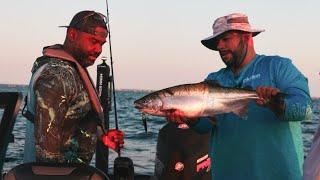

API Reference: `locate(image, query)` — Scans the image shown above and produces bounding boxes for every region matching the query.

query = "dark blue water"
[0,84,319,175]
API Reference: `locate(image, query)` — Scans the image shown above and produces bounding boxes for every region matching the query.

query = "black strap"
[21,95,34,123]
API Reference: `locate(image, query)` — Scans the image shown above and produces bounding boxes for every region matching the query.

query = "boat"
[0,59,153,179]
[0,91,153,180]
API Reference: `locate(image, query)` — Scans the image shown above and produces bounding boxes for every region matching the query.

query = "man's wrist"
[269,100,285,117]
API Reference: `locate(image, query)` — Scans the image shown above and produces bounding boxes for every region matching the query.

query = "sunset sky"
[1,0,319,97]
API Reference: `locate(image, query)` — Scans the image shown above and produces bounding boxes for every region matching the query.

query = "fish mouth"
[133,101,145,110]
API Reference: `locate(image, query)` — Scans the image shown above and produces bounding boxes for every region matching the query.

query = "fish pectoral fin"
[161,108,177,114]
[142,113,148,134]
[232,106,248,119]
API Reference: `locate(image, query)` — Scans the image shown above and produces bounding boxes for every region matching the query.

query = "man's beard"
[223,38,248,69]
[71,44,97,67]
[74,50,91,67]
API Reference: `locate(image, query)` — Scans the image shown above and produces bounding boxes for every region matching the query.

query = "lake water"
[0,84,319,175]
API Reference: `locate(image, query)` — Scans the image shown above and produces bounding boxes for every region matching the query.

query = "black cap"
[60,10,108,37]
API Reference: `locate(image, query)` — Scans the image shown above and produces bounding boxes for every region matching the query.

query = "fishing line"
[104,4,135,179]
[104,0,122,159]
[105,0,119,134]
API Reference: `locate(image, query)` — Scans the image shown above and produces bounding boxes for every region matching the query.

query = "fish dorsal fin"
[203,80,221,87]
[242,85,253,90]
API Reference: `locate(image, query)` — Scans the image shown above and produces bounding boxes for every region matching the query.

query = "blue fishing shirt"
[193,54,312,180]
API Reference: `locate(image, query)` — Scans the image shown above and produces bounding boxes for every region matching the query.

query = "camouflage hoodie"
[24,44,101,164]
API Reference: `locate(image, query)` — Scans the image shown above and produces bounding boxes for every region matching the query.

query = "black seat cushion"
[3,162,109,180]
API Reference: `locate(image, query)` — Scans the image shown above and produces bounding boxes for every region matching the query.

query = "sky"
[1,0,319,97]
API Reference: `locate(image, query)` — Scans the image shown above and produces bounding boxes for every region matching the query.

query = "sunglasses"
[72,11,108,28]
[71,11,108,38]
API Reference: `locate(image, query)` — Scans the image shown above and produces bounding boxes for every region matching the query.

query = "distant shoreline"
[0,83,318,98]
[0,84,154,93]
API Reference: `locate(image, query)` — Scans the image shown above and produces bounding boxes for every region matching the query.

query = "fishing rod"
[105,0,119,132]
[105,1,135,179]
[105,0,148,136]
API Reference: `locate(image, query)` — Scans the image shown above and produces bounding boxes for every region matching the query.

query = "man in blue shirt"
[166,13,312,180]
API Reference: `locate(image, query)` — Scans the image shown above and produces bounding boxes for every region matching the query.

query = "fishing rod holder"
[96,56,113,112]
[95,57,112,175]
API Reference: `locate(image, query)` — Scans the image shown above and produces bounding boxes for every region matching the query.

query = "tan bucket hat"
[201,13,265,50]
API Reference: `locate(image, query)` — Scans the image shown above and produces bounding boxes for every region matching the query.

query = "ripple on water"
[1,91,320,174]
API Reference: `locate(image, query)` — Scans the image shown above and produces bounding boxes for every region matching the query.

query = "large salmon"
[134,81,283,118]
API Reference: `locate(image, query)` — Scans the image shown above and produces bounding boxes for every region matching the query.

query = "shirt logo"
[243,74,261,84]
[196,154,211,172]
